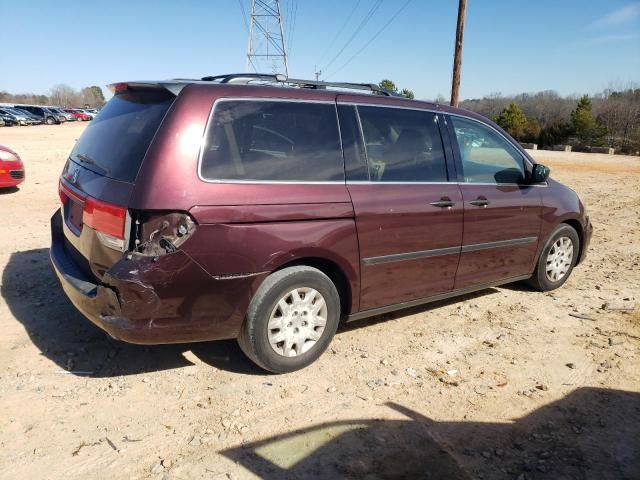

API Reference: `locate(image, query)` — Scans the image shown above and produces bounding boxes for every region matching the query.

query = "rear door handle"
[469,197,490,207]
[430,197,456,208]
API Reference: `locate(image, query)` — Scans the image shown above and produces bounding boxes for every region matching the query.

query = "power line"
[320,0,384,73]
[317,0,362,64]
[325,0,413,79]
[287,0,298,60]
[237,0,250,34]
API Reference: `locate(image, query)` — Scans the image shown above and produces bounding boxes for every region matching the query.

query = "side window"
[200,101,344,182]
[450,116,525,184]
[337,105,368,181]
[357,106,448,182]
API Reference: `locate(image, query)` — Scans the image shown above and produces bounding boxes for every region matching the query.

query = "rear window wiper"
[74,153,110,175]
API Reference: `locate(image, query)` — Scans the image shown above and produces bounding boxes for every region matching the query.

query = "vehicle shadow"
[2,248,262,377]
[221,388,640,479]
[2,248,539,378]
[0,186,20,195]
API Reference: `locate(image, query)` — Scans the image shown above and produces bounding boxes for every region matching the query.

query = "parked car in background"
[0,107,37,126]
[13,108,44,125]
[0,113,17,126]
[49,107,75,122]
[64,108,91,121]
[83,109,97,119]
[50,74,592,373]
[18,106,64,124]
[0,145,25,188]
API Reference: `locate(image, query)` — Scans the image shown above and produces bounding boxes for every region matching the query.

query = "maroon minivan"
[50,74,592,372]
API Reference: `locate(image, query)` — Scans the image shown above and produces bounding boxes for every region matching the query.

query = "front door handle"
[469,197,490,207]
[430,197,456,208]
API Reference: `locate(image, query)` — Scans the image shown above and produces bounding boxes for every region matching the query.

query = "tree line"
[0,84,106,108]
[460,87,640,154]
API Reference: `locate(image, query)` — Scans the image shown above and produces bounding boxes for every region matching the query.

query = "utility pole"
[246,0,289,76]
[450,0,466,107]
[314,66,322,81]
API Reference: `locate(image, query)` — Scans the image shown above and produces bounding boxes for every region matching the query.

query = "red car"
[0,145,25,188]
[63,109,92,121]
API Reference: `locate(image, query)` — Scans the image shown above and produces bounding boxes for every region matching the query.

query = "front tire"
[527,224,579,291]
[238,266,341,373]
[46,116,55,125]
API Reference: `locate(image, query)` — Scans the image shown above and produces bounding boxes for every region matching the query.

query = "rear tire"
[238,266,341,373]
[527,224,579,291]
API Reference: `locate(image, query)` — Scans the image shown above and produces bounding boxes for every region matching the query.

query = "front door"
[338,102,463,311]
[446,115,542,289]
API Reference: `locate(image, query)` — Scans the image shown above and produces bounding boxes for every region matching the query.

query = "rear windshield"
[70,89,174,182]
[200,100,344,182]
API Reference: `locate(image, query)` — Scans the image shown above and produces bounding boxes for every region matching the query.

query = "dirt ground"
[0,123,639,480]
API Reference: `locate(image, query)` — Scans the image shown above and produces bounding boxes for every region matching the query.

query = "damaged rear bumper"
[50,209,267,344]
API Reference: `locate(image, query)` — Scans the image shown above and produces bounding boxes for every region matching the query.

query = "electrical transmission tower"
[246,0,288,76]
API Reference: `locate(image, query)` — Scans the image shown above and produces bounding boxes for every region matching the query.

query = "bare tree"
[49,84,80,107]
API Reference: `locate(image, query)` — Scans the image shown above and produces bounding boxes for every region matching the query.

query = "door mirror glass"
[531,163,550,183]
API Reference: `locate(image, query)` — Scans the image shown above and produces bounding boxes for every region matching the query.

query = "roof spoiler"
[107,81,187,96]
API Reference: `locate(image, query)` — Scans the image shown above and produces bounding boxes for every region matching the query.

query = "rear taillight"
[83,197,127,239]
[59,179,129,251]
[58,180,68,204]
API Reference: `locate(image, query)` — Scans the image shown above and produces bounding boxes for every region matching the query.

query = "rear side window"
[358,106,448,182]
[200,100,344,182]
[70,89,174,182]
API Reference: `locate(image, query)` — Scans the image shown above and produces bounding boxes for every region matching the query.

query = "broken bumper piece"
[50,209,267,344]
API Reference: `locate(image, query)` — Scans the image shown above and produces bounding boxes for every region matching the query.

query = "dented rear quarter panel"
[102,250,266,342]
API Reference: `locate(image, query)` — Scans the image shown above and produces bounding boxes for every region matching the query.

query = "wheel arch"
[274,257,354,318]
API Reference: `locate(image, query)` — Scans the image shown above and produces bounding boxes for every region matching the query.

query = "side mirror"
[531,163,550,183]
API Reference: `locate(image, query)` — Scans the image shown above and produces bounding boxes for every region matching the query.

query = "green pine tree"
[494,102,528,139]
[378,79,398,94]
[570,95,606,146]
[400,88,415,99]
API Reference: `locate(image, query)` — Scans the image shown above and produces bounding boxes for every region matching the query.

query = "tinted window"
[337,105,368,181]
[200,101,344,181]
[70,89,174,182]
[358,106,448,182]
[451,117,525,184]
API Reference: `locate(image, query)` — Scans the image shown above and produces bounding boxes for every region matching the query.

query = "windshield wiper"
[75,153,109,175]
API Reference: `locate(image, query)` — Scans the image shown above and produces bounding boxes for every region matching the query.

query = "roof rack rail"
[199,73,400,97]
[201,73,287,83]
